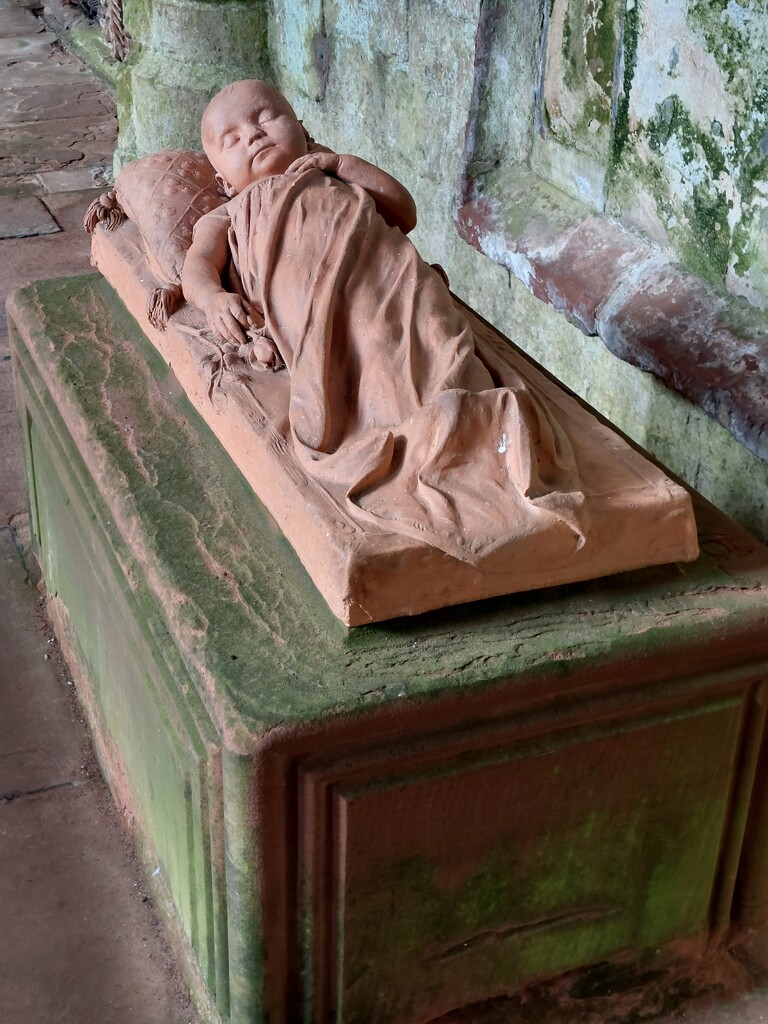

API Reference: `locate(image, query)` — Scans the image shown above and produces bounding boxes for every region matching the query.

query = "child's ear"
[215,173,237,198]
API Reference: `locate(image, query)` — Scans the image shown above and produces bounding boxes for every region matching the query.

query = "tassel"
[83,190,126,233]
[147,285,184,331]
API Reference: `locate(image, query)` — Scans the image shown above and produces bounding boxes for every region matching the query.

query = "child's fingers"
[241,299,262,324]
[293,151,339,175]
[214,311,247,346]
[229,298,251,326]
[206,294,251,346]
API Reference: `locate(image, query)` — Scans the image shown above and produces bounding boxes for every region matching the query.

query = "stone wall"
[111,0,768,539]
[614,0,768,307]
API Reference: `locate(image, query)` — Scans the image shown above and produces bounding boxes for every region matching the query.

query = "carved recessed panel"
[299,696,747,1023]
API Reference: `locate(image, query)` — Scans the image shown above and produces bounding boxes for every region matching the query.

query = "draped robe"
[197,164,588,569]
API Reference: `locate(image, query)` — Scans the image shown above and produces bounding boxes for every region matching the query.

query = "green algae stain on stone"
[560,0,580,92]
[732,220,757,278]
[545,0,621,153]
[688,0,745,83]
[14,297,228,998]
[27,276,349,730]
[640,95,734,281]
[646,95,726,177]
[585,0,619,95]
[609,0,768,300]
[115,0,273,162]
[457,864,515,933]
[607,0,638,185]
[684,183,732,280]
[332,707,737,1022]
[123,0,153,45]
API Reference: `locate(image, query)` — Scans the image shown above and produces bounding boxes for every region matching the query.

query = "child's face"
[203,82,308,194]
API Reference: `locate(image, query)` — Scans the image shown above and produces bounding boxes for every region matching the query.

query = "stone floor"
[0,532,202,1024]
[0,0,200,1020]
[1,1,768,1022]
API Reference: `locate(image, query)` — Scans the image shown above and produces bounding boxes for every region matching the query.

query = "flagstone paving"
[0,1,200,1020]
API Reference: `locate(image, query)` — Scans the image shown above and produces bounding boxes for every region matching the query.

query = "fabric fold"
[196,165,588,567]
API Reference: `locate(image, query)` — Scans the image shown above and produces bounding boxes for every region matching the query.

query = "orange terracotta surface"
[83,81,698,624]
[90,219,697,624]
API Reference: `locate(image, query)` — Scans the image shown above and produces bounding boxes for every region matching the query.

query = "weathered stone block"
[596,261,768,464]
[9,275,768,1023]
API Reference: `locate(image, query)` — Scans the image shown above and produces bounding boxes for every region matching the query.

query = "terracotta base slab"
[91,224,698,625]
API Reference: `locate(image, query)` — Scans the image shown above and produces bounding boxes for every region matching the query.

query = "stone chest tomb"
[9,272,768,1023]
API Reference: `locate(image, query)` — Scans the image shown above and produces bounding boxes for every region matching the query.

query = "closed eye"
[222,133,240,149]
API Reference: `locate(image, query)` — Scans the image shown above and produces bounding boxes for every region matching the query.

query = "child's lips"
[252,143,274,162]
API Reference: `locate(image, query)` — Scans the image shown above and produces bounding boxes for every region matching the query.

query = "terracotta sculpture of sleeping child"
[181,79,586,569]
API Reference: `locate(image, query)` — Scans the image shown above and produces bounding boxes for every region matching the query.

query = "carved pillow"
[115,149,226,287]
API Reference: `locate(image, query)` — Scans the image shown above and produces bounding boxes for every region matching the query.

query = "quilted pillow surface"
[115,149,226,287]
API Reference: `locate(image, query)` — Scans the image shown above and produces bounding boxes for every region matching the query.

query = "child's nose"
[248,126,265,144]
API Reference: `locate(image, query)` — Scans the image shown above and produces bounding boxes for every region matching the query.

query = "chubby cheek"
[275,125,308,160]
[229,156,254,189]
[263,143,302,176]
[211,152,236,185]
[258,154,287,178]
[293,133,309,159]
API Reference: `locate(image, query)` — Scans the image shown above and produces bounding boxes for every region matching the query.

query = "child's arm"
[297,151,417,234]
[182,211,255,345]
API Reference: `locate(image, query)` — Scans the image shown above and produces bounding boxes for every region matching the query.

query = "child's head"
[202,80,309,195]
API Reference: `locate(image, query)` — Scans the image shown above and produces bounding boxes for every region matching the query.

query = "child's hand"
[288,151,342,177]
[204,291,260,346]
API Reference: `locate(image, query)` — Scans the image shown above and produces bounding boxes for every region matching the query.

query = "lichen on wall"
[112,0,768,307]
[541,0,623,163]
[609,0,768,306]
